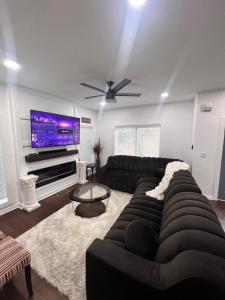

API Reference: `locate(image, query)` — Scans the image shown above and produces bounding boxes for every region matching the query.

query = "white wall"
[0,84,20,214]
[0,83,97,213]
[11,86,97,202]
[192,90,225,198]
[97,100,194,166]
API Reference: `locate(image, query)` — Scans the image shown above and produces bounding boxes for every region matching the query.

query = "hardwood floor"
[0,182,225,300]
[210,200,225,229]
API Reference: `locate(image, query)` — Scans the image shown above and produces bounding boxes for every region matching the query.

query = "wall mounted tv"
[31,110,80,148]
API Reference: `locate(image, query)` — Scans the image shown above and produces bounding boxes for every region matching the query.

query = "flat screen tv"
[30,110,80,148]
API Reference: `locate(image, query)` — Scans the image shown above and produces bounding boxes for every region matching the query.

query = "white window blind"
[115,125,160,157]
[0,144,8,204]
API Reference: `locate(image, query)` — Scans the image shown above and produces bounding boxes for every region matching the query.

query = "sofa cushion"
[100,169,154,193]
[154,192,225,263]
[164,175,201,203]
[125,220,158,259]
[104,196,163,247]
[135,176,160,189]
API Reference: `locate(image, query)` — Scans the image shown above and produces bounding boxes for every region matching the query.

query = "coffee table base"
[75,202,106,218]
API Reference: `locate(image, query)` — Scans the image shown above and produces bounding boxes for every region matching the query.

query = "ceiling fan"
[80,79,141,103]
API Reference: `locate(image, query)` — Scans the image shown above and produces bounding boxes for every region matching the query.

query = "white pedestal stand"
[20,174,41,212]
[78,161,88,184]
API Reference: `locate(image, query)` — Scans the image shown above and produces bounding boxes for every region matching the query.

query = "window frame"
[114,124,161,157]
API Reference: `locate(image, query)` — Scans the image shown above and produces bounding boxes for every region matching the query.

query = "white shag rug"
[17,189,132,300]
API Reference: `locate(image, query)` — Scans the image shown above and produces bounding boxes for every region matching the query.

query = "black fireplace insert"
[28,161,76,188]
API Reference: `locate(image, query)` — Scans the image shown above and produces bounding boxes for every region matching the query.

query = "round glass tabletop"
[70,183,111,203]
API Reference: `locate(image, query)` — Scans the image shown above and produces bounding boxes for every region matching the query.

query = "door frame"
[79,125,94,163]
[213,117,225,199]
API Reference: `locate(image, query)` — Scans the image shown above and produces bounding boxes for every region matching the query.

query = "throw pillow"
[125,220,158,259]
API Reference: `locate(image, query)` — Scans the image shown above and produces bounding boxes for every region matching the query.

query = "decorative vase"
[96,155,100,169]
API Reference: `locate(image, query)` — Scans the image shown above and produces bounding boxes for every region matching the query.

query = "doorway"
[218,131,225,199]
[79,126,94,164]
[214,117,225,200]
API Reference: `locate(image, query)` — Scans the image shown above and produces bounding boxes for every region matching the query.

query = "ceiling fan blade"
[85,94,104,99]
[116,93,141,97]
[80,83,106,93]
[112,79,131,93]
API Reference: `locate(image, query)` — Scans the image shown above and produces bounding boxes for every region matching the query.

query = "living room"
[0,0,225,299]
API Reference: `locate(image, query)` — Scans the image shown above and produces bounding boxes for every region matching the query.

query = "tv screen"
[31,110,80,148]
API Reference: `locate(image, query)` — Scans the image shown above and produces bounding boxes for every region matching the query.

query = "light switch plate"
[200,152,207,158]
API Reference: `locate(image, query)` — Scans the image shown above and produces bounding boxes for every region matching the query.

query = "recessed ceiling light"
[2,59,21,71]
[100,101,106,106]
[128,0,147,8]
[161,92,169,99]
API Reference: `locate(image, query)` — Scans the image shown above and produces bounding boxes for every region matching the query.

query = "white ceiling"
[0,0,225,110]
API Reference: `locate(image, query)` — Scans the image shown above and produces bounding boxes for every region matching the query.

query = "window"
[0,144,8,205]
[115,125,160,157]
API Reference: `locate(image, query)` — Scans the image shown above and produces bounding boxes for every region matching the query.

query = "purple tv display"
[31,110,80,148]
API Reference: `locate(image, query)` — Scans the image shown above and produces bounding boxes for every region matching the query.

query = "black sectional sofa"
[87,156,225,300]
[97,155,178,193]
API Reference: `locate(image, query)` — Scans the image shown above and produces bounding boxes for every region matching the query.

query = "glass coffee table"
[70,183,111,218]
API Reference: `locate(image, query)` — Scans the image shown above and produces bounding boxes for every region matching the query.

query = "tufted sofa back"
[154,170,225,264]
[163,170,201,204]
[106,155,178,173]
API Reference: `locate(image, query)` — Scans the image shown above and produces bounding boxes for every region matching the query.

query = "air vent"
[201,104,213,112]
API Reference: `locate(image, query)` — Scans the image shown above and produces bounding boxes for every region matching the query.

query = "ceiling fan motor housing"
[106,92,117,103]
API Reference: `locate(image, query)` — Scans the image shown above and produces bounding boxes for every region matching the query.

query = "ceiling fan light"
[100,101,106,106]
[128,0,147,8]
[2,59,21,71]
[161,92,169,99]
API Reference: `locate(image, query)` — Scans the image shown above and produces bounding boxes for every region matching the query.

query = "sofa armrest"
[96,165,107,179]
[86,239,225,300]
[160,250,225,292]
[86,238,162,300]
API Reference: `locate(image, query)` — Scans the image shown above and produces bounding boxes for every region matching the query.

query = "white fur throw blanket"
[146,161,190,200]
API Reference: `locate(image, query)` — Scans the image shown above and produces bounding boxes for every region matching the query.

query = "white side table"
[20,175,40,212]
[77,161,88,184]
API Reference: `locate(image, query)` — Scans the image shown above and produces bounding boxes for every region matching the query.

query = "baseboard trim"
[0,203,20,216]
[204,195,225,201]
